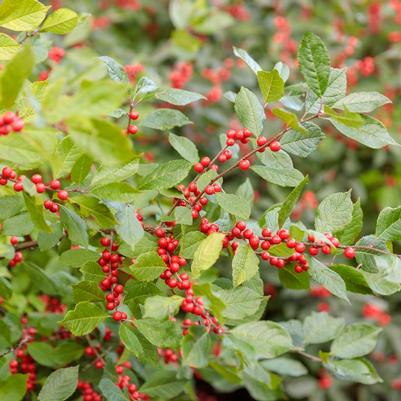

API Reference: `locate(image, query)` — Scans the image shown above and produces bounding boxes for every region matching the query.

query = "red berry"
[100,237,111,247]
[57,190,69,201]
[194,163,204,173]
[13,182,24,192]
[269,141,281,152]
[239,159,250,170]
[31,174,42,184]
[35,183,46,193]
[200,156,211,167]
[344,247,356,259]
[49,180,61,190]
[256,136,268,147]
[10,236,18,245]
[127,125,138,135]
[129,111,139,120]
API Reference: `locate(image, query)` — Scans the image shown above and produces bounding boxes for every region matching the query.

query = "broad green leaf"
[261,358,307,377]
[89,160,139,189]
[279,268,310,290]
[124,281,163,315]
[278,176,308,226]
[115,204,144,249]
[140,370,187,399]
[182,332,212,368]
[315,191,353,233]
[99,378,129,401]
[23,262,58,294]
[0,46,35,108]
[139,160,191,190]
[119,323,143,358]
[309,258,349,302]
[257,70,285,103]
[192,233,225,277]
[156,88,205,105]
[91,182,137,202]
[143,295,183,319]
[135,318,181,348]
[40,8,78,34]
[233,47,262,74]
[329,116,398,149]
[130,251,166,281]
[272,108,307,134]
[232,243,260,287]
[27,342,83,368]
[0,374,27,401]
[333,92,391,113]
[298,32,330,96]
[362,270,401,295]
[59,205,88,246]
[331,323,382,358]
[0,33,21,60]
[171,28,202,53]
[303,312,344,344]
[3,212,34,236]
[23,192,50,232]
[98,56,127,82]
[231,321,292,359]
[179,231,206,259]
[336,199,363,244]
[173,206,193,225]
[355,235,390,273]
[376,206,401,241]
[274,61,290,81]
[61,302,108,336]
[72,280,104,303]
[169,133,199,163]
[60,249,99,267]
[141,109,192,130]
[0,0,50,31]
[234,87,265,135]
[216,192,251,220]
[68,118,133,166]
[326,358,382,384]
[38,366,79,401]
[330,264,372,294]
[324,105,364,128]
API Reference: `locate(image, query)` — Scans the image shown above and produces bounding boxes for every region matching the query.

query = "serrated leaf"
[143,295,183,320]
[141,109,192,130]
[72,280,104,303]
[326,358,382,384]
[40,8,78,34]
[257,70,285,103]
[182,332,212,368]
[0,374,27,401]
[139,370,187,399]
[298,32,330,96]
[336,199,363,244]
[115,204,144,249]
[233,47,262,74]
[279,268,310,290]
[330,264,372,294]
[355,235,390,273]
[303,312,345,344]
[59,205,88,246]
[192,233,225,277]
[98,56,128,82]
[216,192,251,220]
[232,243,260,287]
[90,160,139,189]
[376,206,401,241]
[169,133,199,163]
[99,378,129,401]
[61,302,108,336]
[60,249,99,267]
[38,366,78,401]
[23,192,50,232]
[156,88,205,105]
[272,108,307,134]
[130,251,166,281]
[333,91,391,113]
[119,323,143,358]
[234,87,265,135]
[135,319,181,348]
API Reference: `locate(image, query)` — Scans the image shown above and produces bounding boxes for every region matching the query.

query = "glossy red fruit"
[269,141,281,152]
[57,190,69,201]
[129,111,139,120]
[238,159,250,170]
[344,247,356,259]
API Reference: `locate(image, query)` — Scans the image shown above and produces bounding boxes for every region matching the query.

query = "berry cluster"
[48,47,65,63]
[154,227,223,335]
[127,109,140,135]
[39,295,66,313]
[98,237,127,321]
[77,381,102,401]
[124,63,145,82]
[362,303,391,326]
[158,347,180,364]
[0,111,24,136]
[115,362,149,400]
[169,62,193,89]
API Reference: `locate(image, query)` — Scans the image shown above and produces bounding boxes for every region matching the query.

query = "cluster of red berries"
[77,381,102,401]
[8,236,23,268]
[170,62,193,89]
[158,347,180,364]
[115,362,149,400]
[127,110,140,135]
[39,295,66,313]
[124,63,145,82]
[48,47,65,63]
[154,227,223,335]
[9,318,37,391]
[273,15,297,64]
[0,111,24,135]
[362,303,391,326]
[97,237,127,321]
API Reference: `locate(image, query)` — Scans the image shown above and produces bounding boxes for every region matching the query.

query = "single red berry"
[49,180,61,190]
[269,141,281,152]
[100,237,111,247]
[13,182,24,192]
[31,174,42,184]
[239,159,250,170]
[129,111,139,120]
[127,125,138,135]
[194,163,204,173]
[256,136,268,147]
[200,156,211,167]
[10,236,18,246]
[57,190,69,201]
[35,183,46,193]
[344,247,356,259]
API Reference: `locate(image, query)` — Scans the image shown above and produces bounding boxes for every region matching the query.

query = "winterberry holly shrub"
[0,1,401,401]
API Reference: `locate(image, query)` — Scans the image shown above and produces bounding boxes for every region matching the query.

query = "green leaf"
[298,32,330,96]
[233,47,262,74]
[143,295,183,320]
[326,358,382,384]
[60,249,99,267]
[231,321,292,359]
[330,264,372,294]
[376,206,401,241]
[140,370,187,399]
[0,374,27,401]
[130,251,166,281]
[309,258,349,302]
[141,109,192,130]
[59,205,88,246]
[119,323,143,358]
[355,235,389,273]
[333,92,391,113]
[234,87,265,135]
[173,206,193,225]
[179,231,206,259]
[40,8,78,34]
[279,267,310,290]
[69,118,133,167]
[324,106,364,128]
[303,312,344,344]
[257,70,285,103]
[336,199,363,244]
[71,155,92,184]
[90,160,139,189]
[72,280,104,303]
[156,88,205,105]
[168,133,199,163]
[331,323,382,358]
[115,204,144,249]
[272,108,307,134]
[23,192,50,232]
[0,33,21,61]
[216,192,251,220]
[182,332,212,368]
[0,0,50,31]
[278,176,308,227]
[261,358,307,377]
[98,56,127,82]
[329,116,398,149]
[61,302,108,336]
[192,232,225,277]
[135,318,181,348]
[315,191,353,233]
[232,243,260,287]
[99,378,129,401]
[27,342,83,368]
[38,366,79,401]
[139,160,191,190]
[0,45,35,108]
